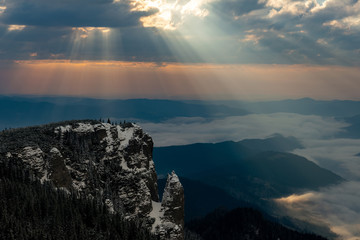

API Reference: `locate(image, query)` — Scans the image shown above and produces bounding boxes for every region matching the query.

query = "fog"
[141,113,360,239]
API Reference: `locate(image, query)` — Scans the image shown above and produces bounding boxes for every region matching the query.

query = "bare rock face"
[0,120,184,240]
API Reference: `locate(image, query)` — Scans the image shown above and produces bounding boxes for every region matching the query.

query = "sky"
[0,0,360,99]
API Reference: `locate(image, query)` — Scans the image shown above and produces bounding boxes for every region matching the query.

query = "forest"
[0,159,158,240]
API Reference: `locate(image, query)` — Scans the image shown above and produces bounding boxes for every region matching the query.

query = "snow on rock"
[105,199,115,214]
[149,201,164,232]
[50,147,61,155]
[117,125,135,150]
[54,125,72,134]
[73,123,95,133]
[21,147,49,183]
[153,171,185,240]
[0,120,184,240]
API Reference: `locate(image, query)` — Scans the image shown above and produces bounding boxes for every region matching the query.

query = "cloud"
[259,0,317,17]
[140,113,347,147]
[205,0,360,65]
[0,0,154,28]
[293,138,360,180]
[0,26,175,61]
[209,0,263,18]
[0,0,359,64]
[142,112,360,240]
[140,111,360,240]
[137,0,212,30]
[141,113,360,179]
[276,181,360,240]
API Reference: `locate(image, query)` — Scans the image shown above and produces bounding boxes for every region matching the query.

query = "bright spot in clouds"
[0,5,6,13]
[71,27,111,39]
[7,25,26,31]
[130,0,210,29]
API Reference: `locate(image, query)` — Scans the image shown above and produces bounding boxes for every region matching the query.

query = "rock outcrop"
[0,120,184,240]
[155,171,185,240]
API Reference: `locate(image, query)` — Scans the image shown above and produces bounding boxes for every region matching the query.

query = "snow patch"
[117,125,135,150]
[120,157,130,170]
[73,123,95,133]
[105,199,115,214]
[72,179,86,191]
[149,201,164,232]
[54,125,72,134]
[50,147,61,155]
[22,147,49,183]
[103,123,115,153]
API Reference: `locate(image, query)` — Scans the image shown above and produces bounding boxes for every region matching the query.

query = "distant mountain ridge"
[153,135,343,202]
[1,97,360,138]
[192,98,360,117]
[0,96,249,130]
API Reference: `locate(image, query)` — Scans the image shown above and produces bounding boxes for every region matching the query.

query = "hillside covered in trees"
[0,159,158,240]
[185,208,328,240]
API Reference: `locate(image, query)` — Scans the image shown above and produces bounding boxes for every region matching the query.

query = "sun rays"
[130,0,210,30]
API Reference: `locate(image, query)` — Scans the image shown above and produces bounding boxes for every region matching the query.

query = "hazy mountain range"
[1,97,360,140]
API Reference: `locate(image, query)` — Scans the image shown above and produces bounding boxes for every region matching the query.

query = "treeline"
[0,119,133,152]
[0,160,158,240]
[185,208,328,240]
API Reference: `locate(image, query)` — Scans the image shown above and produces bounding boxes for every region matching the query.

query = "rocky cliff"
[0,120,184,240]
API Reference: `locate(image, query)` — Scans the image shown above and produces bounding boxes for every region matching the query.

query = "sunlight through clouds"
[130,0,210,29]
[276,181,360,240]
[0,6,6,14]
[7,24,26,31]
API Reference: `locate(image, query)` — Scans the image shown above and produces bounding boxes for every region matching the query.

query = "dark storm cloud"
[0,25,178,62]
[0,0,359,64]
[205,0,360,65]
[0,0,155,27]
[0,25,72,60]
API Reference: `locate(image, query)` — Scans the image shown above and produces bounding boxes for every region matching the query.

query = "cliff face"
[0,120,184,240]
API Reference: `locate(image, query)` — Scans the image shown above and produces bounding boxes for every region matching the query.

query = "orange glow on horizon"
[1,60,360,101]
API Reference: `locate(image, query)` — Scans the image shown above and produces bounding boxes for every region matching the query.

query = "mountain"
[0,96,249,130]
[186,208,328,240]
[239,133,304,152]
[154,141,255,178]
[0,160,157,240]
[154,135,303,178]
[195,98,360,118]
[153,138,343,201]
[200,151,343,201]
[158,177,250,222]
[0,120,184,240]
